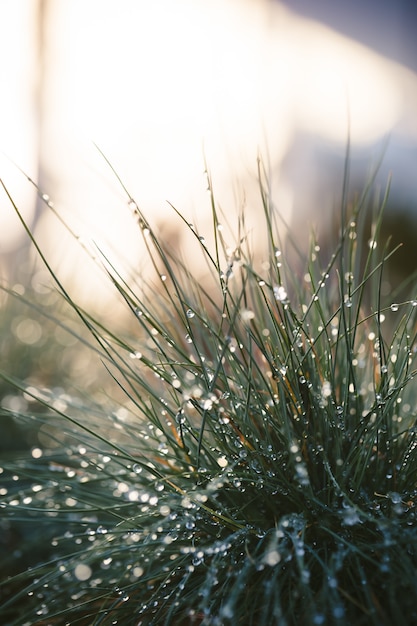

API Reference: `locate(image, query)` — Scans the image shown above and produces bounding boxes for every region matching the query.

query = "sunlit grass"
[1,157,417,625]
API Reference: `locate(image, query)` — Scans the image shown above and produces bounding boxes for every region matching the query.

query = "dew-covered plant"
[1,158,417,625]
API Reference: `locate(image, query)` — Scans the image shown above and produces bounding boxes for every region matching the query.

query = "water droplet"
[389,492,402,505]
[128,198,138,214]
[376,394,384,406]
[186,309,195,319]
[74,563,92,581]
[192,551,204,566]
[390,303,399,312]
[132,464,142,474]
[220,602,234,619]
[274,285,288,302]
[201,398,213,411]
[241,308,255,322]
[181,496,193,509]
[341,505,361,526]
[322,381,332,398]
[128,490,139,502]
[250,459,262,473]
[263,549,281,566]
[333,605,345,619]
[185,518,196,530]
[295,464,309,485]
[132,566,144,578]
[31,447,43,459]
[159,505,170,516]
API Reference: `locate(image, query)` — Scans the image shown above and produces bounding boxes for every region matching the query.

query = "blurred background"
[1,0,417,291]
[1,0,417,405]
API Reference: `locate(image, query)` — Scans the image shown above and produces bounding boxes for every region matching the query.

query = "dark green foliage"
[1,160,417,625]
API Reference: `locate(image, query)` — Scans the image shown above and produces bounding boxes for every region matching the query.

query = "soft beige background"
[1,0,417,300]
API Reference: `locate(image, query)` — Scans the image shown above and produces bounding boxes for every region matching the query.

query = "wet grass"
[1,157,417,625]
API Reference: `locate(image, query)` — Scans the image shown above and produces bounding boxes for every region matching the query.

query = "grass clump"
[1,158,417,625]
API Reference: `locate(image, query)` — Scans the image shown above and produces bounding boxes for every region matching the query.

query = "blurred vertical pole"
[0,0,43,285]
[20,0,48,277]
[33,0,48,227]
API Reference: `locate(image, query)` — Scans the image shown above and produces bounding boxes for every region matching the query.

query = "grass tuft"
[1,157,417,625]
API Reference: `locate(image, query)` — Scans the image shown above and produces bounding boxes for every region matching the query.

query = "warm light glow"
[0,0,38,253]
[2,0,417,297]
